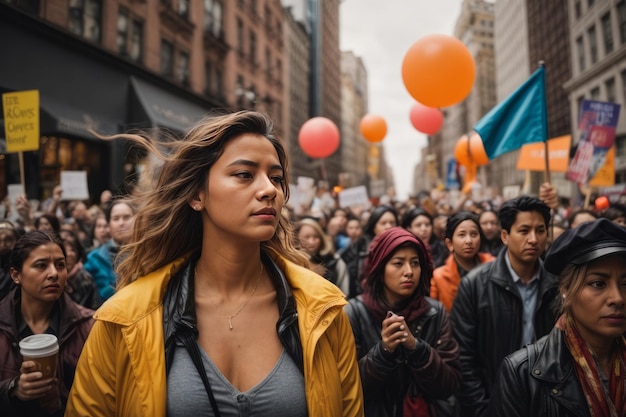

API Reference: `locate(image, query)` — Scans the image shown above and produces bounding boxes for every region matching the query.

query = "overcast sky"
[340,0,464,201]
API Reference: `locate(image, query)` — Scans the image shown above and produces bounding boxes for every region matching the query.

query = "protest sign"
[566,100,620,184]
[2,90,40,153]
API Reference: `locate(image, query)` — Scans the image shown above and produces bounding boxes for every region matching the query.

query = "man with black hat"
[449,196,560,417]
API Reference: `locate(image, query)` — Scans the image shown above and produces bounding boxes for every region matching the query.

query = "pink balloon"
[298,117,340,158]
[409,102,443,135]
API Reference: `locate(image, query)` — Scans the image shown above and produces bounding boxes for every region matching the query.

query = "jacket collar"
[0,287,92,343]
[489,250,558,298]
[530,328,589,416]
[163,250,299,371]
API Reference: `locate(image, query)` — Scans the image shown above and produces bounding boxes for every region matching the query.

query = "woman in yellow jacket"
[65,111,364,417]
[431,211,495,312]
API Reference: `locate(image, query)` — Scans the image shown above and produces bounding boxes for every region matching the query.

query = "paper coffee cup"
[19,334,59,377]
[19,334,61,412]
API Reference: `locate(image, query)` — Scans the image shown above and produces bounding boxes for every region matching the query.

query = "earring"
[195,205,201,211]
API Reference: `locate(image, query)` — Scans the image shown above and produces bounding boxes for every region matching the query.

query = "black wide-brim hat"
[544,218,626,275]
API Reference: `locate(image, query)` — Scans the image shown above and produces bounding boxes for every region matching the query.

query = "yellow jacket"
[65,253,364,417]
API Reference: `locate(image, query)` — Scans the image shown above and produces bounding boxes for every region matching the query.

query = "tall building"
[0,0,288,201]
[490,0,530,192]
[340,51,369,191]
[283,6,311,181]
[434,0,496,197]
[564,0,626,188]
[312,0,342,186]
[526,0,572,196]
[282,0,343,187]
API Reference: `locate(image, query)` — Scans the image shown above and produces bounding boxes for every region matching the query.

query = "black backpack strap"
[180,331,222,417]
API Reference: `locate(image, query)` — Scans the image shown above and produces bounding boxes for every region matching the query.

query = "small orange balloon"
[454,135,472,167]
[469,132,489,166]
[360,114,387,143]
[595,195,610,210]
[454,133,489,166]
[402,34,476,108]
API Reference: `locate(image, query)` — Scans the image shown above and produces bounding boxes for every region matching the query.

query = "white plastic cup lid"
[19,334,59,358]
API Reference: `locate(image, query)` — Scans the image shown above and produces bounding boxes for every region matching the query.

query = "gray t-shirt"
[167,341,307,417]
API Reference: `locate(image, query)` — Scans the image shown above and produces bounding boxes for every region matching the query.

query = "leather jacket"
[0,288,94,417]
[488,327,590,417]
[163,251,303,373]
[449,249,560,417]
[345,296,461,417]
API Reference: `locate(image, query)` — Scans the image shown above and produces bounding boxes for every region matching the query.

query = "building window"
[576,36,585,72]
[274,59,282,83]
[249,30,256,65]
[588,25,598,64]
[588,0,594,7]
[176,51,190,86]
[129,20,143,62]
[605,77,616,102]
[203,0,223,38]
[215,67,224,99]
[591,86,600,99]
[178,0,189,18]
[236,18,244,55]
[577,95,585,119]
[69,0,102,42]
[117,8,129,54]
[575,0,581,19]
[117,8,143,63]
[616,135,626,160]
[236,75,245,107]
[621,70,626,103]
[601,12,614,54]
[264,5,271,32]
[619,1,626,44]
[161,39,174,77]
[205,61,212,94]
[265,48,272,77]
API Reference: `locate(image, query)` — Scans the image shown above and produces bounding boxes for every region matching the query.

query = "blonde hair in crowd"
[111,110,309,288]
[294,217,335,257]
[558,263,588,318]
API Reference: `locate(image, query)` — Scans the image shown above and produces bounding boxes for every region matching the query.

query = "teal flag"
[474,66,548,160]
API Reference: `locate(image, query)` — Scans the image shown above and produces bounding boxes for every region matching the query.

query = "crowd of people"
[0,110,625,416]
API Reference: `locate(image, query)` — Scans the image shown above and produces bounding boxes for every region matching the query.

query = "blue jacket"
[84,240,118,300]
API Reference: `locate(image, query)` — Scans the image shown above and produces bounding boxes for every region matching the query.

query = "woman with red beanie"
[345,226,461,417]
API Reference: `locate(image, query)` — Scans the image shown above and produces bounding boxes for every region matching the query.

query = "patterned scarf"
[556,315,626,417]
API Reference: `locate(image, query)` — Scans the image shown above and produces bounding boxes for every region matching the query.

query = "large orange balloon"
[360,114,387,143]
[402,34,476,108]
[454,133,489,166]
[298,117,340,158]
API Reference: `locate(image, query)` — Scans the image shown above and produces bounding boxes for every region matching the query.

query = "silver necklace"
[212,264,264,331]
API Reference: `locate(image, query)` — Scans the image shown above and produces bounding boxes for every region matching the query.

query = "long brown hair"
[113,111,309,288]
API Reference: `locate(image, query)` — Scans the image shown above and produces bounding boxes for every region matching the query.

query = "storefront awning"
[130,77,210,134]
[40,97,123,140]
